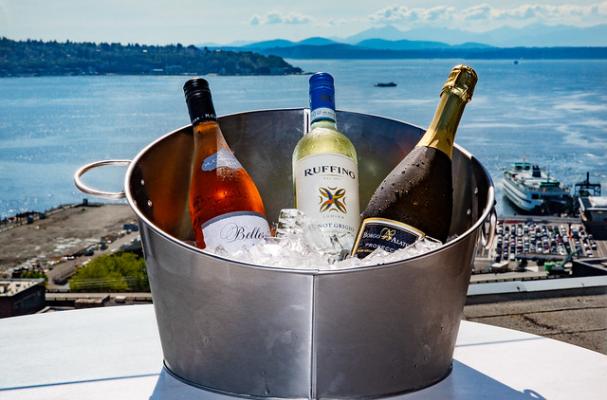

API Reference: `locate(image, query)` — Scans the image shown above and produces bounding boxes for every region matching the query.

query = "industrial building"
[0,279,45,318]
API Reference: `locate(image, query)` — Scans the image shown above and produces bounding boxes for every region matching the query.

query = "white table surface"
[0,304,605,400]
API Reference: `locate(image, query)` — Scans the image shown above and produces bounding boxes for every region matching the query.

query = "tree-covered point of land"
[0,37,303,77]
[70,252,149,292]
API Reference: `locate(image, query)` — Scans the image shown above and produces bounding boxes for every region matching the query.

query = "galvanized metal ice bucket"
[75,109,495,399]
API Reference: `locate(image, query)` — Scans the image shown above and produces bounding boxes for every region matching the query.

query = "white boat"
[503,162,572,213]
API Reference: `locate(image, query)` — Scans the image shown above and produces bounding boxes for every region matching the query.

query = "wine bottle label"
[201,211,270,252]
[202,148,243,171]
[310,107,336,123]
[352,218,425,259]
[294,153,359,236]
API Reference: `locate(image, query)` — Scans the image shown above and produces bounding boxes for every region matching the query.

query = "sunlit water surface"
[0,59,606,218]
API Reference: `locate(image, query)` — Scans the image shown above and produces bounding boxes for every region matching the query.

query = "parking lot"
[494,220,600,261]
[475,217,605,274]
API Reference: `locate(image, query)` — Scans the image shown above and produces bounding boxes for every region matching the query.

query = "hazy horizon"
[3,22,607,49]
[1,1,607,47]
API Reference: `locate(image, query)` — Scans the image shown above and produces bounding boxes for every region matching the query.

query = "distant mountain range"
[245,37,339,49]
[372,24,607,48]
[201,23,607,59]
[230,36,493,51]
[206,35,492,53]
[224,45,606,60]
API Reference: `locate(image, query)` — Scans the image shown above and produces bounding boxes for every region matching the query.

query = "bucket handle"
[73,160,131,200]
[481,202,497,250]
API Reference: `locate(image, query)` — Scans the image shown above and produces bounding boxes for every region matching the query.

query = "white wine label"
[202,148,243,171]
[202,211,270,252]
[294,152,359,236]
[310,107,336,123]
[352,218,425,259]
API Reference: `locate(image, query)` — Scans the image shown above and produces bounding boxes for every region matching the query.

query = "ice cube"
[275,208,306,238]
[209,209,441,271]
[275,208,353,265]
[328,236,443,270]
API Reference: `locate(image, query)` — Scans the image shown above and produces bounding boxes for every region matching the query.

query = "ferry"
[503,162,572,213]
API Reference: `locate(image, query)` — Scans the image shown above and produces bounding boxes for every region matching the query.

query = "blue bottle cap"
[309,72,336,123]
[309,72,334,91]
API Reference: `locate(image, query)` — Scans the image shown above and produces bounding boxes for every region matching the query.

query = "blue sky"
[1,0,606,44]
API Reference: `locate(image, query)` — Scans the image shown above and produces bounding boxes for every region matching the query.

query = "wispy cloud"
[250,12,311,26]
[370,5,457,24]
[462,5,492,21]
[328,17,353,27]
[370,2,607,27]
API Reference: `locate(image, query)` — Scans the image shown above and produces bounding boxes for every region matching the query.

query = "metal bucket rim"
[124,108,495,275]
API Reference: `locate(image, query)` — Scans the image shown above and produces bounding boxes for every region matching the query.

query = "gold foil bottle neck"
[441,64,478,102]
[417,64,478,158]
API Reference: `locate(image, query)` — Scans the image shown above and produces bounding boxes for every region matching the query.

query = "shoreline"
[0,201,123,233]
[0,203,137,275]
[0,201,581,227]
[0,71,309,79]
[3,58,607,80]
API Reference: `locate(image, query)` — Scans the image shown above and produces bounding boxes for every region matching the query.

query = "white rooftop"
[0,305,605,399]
[0,279,44,297]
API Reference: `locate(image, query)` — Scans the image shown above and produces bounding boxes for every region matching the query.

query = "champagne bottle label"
[201,211,270,252]
[202,148,243,171]
[294,153,359,236]
[352,218,425,258]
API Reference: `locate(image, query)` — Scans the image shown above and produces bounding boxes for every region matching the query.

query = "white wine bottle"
[292,73,360,238]
[352,65,478,258]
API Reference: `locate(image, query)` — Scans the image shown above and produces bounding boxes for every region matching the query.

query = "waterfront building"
[0,279,45,318]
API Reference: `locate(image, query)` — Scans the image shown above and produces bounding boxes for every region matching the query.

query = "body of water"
[1,59,606,218]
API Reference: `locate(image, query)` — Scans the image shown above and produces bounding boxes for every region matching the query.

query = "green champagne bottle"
[352,65,478,258]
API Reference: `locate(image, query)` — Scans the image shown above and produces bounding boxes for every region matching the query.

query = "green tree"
[0,37,303,77]
[20,269,48,283]
[70,252,149,292]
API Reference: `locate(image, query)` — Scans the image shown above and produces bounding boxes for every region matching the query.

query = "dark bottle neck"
[185,91,217,126]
